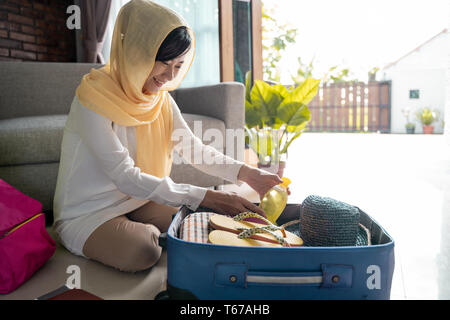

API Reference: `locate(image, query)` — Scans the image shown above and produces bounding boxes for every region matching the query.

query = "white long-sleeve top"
[53,94,245,257]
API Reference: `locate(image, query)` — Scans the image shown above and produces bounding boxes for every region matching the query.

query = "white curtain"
[102,0,220,88]
[101,0,131,64]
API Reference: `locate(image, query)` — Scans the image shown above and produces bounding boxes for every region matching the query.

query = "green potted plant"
[401,108,415,134]
[405,122,416,134]
[244,71,320,177]
[415,107,440,134]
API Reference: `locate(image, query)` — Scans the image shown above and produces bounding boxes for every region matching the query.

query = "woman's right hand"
[199,189,266,217]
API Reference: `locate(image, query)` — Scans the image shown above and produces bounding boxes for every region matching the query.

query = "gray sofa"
[0,62,245,223]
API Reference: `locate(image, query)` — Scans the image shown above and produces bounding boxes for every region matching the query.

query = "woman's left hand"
[237,164,291,200]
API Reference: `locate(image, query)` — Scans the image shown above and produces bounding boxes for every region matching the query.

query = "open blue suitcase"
[156,202,395,300]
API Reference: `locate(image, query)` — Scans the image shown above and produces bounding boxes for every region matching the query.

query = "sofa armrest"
[172,82,246,162]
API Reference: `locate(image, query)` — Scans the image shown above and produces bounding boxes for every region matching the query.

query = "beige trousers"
[82,201,180,272]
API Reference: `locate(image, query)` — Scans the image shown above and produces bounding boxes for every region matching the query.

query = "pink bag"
[0,179,56,294]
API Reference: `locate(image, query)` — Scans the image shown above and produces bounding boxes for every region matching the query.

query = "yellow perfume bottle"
[259,177,291,224]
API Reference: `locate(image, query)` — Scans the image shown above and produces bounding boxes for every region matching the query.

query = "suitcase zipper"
[1,213,43,239]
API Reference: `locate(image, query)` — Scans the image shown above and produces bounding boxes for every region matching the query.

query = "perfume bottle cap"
[280,176,291,188]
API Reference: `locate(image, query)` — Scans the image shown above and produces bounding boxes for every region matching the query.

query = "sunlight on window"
[102,0,220,88]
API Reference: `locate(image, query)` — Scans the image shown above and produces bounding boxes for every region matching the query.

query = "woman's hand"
[237,164,290,200]
[199,189,266,217]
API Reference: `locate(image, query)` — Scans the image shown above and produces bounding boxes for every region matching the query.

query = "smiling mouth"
[153,77,164,87]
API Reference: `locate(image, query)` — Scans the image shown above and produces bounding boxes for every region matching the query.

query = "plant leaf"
[272,84,289,98]
[271,117,284,129]
[245,99,261,128]
[250,80,283,126]
[284,78,321,106]
[286,120,307,134]
[277,102,311,130]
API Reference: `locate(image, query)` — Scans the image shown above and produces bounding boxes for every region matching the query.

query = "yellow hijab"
[75,0,195,177]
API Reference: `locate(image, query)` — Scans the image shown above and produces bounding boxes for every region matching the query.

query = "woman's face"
[142,54,186,94]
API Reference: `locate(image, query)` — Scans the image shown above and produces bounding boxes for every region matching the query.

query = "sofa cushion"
[0,163,59,216]
[0,62,100,120]
[0,115,67,166]
[179,113,226,152]
[0,113,226,167]
[170,113,227,187]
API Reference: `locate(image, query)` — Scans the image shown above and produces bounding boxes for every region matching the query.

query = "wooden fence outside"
[306,81,391,133]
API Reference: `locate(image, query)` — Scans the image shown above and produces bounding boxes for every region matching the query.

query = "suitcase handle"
[215,263,353,288]
[246,272,323,285]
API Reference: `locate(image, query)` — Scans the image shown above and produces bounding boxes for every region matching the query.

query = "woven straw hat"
[299,195,370,247]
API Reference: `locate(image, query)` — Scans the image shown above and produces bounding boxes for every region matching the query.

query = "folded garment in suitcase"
[179,212,302,247]
[159,201,395,300]
[179,212,215,244]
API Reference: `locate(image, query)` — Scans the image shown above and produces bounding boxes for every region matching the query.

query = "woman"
[53,0,285,272]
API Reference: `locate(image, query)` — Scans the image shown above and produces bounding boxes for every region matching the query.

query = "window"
[155,0,221,87]
[233,0,252,84]
[101,0,131,64]
[220,0,262,83]
[409,89,420,99]
[101,0,262,86]
[102,0,220,88]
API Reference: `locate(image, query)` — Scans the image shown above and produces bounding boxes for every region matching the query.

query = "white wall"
[389,69,446,133]
[383,31,448,133]
[446,39,450,145]
[445,8,450,146]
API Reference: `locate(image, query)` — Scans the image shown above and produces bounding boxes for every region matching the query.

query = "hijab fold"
[76,0,195,177]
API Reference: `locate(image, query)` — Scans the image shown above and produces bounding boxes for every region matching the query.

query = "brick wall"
[0,0,76,62]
